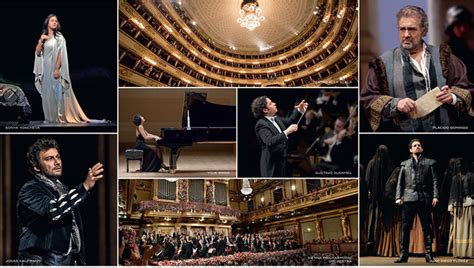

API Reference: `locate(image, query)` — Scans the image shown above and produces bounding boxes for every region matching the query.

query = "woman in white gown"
[34,14,92,123]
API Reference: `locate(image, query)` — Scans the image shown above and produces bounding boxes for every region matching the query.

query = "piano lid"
[181,92,236,128]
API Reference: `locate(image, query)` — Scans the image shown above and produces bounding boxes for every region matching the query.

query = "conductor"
[251,96,308,177]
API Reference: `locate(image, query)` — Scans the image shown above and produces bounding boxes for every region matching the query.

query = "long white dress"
[33,33,90,123]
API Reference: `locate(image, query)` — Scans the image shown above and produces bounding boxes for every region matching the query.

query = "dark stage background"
[360,134,474,174]
[0,135,117,265]
[0,0,117,122]
[238,88,358,177]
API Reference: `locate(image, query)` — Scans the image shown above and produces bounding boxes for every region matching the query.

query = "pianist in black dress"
[132,114,167,172]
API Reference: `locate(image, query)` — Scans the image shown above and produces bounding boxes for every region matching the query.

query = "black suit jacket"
[164,241,175,260]
[17,176,89,264]
[255,109,300,177]
[396,156,439,204]
[183,242,193,259]
[197,244,208,258]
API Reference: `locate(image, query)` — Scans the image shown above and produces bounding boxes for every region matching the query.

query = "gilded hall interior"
[119,0,358,87]
[119,178,358,266]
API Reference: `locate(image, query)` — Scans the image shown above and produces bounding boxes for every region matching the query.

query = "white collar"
[264,115,276,121]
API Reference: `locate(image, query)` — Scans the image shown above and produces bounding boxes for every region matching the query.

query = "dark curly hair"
[251,96,268,118]
[132,114,142,126]
[26,138,60,174]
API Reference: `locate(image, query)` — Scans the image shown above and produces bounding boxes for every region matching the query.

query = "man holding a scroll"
[361,5,474,132]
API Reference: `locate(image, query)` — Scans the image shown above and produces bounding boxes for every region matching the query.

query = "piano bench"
[125,149,143,172]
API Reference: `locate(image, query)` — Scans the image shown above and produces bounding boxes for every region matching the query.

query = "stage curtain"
[0,136,13,264]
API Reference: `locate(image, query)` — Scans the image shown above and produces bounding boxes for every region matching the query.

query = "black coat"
[216,239,226,255]
[197,244,208,258]
[255,109,300,177]
[236,236,243,252]
[396,156,439,204]
[164,241,175,260]
[183,241,193,259]
[17,177,89,264]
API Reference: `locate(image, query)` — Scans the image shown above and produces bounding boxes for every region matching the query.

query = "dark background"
[238,88,358,177]
[0,135,117,265]
[360,134,474,174]
[0,0,117,122]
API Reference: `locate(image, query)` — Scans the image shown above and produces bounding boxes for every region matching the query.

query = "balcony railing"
[133,200,241,217]
[243,180,357,221]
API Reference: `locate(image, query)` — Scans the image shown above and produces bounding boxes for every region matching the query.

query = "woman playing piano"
[132,114,168,172]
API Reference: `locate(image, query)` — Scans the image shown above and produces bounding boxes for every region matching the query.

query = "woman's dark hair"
[26,138,60,174]
[132,114,142,126]
[251,95,268,118]
[41,14,61,37]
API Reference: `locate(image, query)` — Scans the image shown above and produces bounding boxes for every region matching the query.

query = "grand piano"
[156,92,236,173]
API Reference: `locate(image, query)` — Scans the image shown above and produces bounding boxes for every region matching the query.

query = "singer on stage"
[16,138,104,265]
[395,138,439,263]
[251,96,308,177]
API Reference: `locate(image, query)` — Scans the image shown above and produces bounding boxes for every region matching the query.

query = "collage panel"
[119,0,358,87]
[9,0,474,266]
[238,87,358,178]
[0,0,117,132]
[118,178,358,266]
[360,0,474,133]
[0,134,117,265]
[119,87,236,177]
[360,134,474,265]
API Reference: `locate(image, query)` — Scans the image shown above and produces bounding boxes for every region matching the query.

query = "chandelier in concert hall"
[237,0,265,31]
[240,179,253,195]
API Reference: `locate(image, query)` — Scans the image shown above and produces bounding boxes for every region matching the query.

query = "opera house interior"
[118,178,358,265]
[119,0,358,87]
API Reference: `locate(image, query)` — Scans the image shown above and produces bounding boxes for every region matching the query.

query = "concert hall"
[119,0,358,87]
[118,179,358,265]
[119,87,236,177]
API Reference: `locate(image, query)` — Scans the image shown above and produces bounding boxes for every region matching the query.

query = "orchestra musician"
[124,230,298,263]
[163,238,175,260]
[307,104,358,175]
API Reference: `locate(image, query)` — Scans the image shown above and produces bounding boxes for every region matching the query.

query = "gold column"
[127,180,137,215]
[226,181,230,207]
[204,179,207,202]
[340,211,351,240]
[315,217,323,241]
[152,179,158,200]
[303,179,307,195]
[295,220,300,244]
[175,179,179,202]
[212,180,215,203]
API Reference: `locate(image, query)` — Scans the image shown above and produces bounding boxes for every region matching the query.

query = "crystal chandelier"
[237,0,265,31]
[240,179,253,195]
